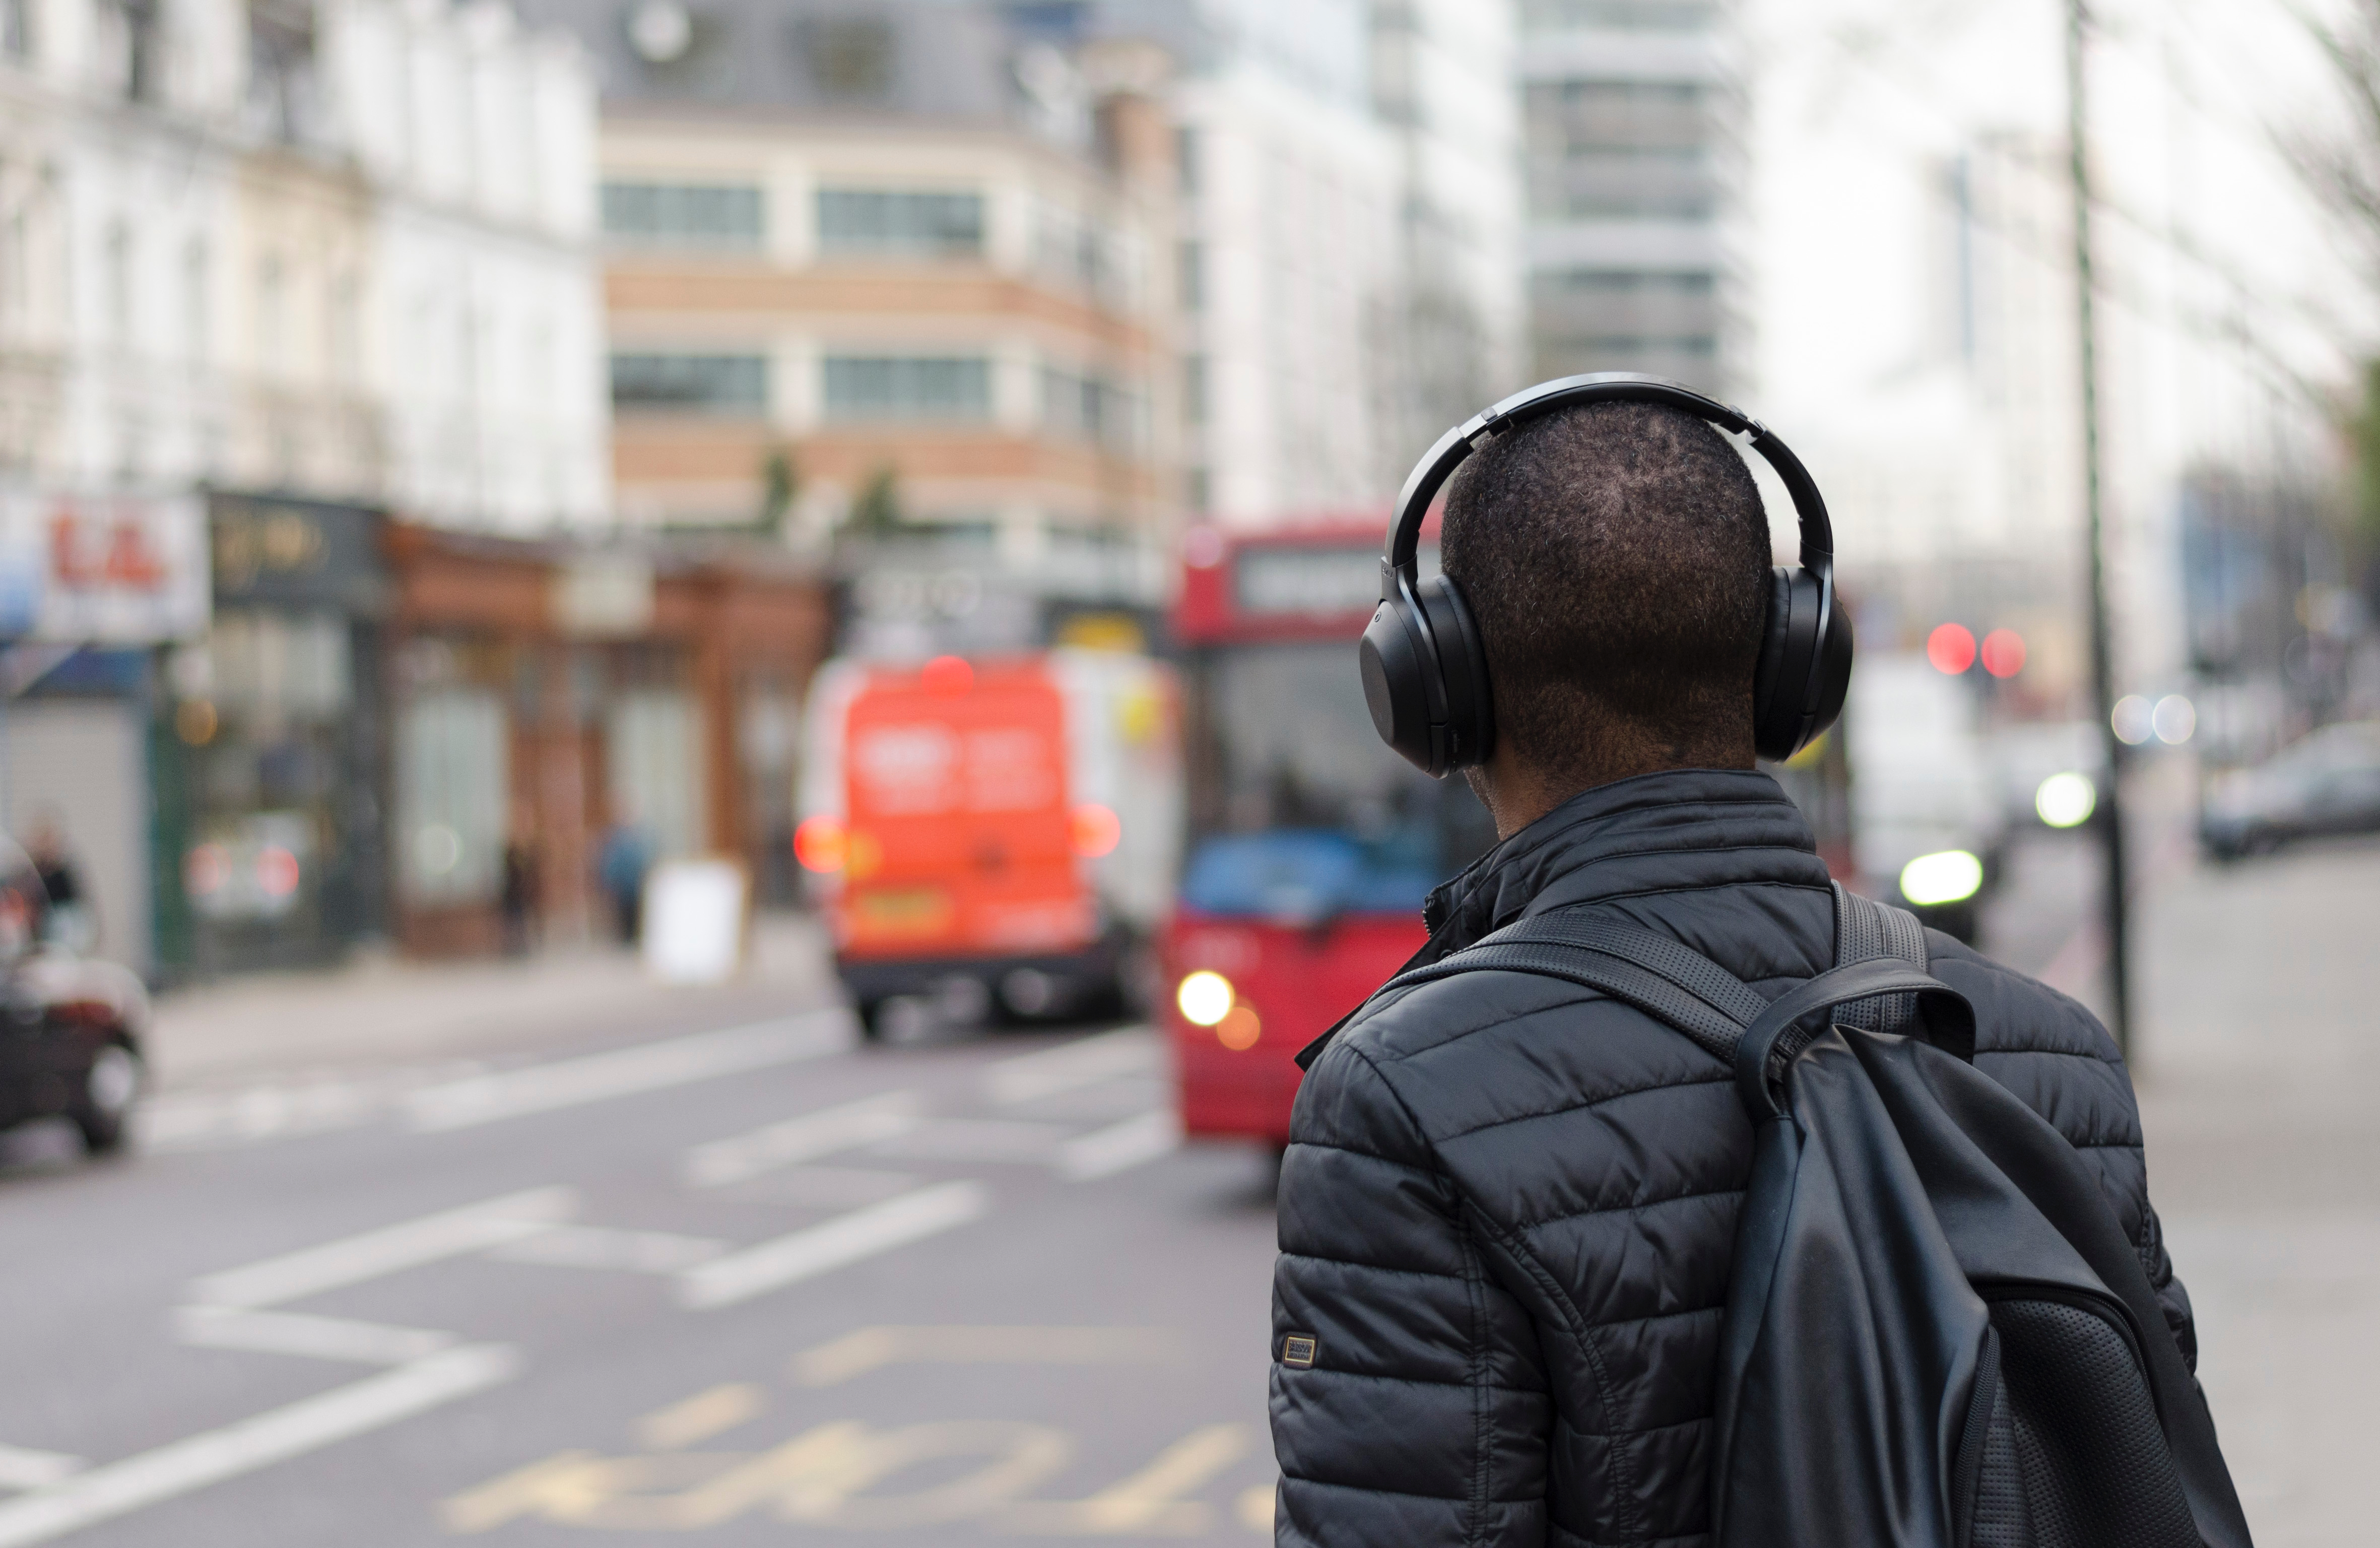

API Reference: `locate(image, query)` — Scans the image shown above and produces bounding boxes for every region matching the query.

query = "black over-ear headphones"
[1359,372,1854,776]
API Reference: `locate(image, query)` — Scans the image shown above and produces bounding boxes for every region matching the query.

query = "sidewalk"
[145,912,843,1089]
[2132,834,2380,1547]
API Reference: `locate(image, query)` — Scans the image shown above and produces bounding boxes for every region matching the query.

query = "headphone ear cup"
[1752,566,1798,759]
[1752,565,1856,762]
[1361,598,1439,773]
[1417,574,1494,770]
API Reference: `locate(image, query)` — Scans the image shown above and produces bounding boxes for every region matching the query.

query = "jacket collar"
[1420,767,1823,955]
[1296,767,1825,1070]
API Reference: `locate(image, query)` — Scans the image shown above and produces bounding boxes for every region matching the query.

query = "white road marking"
[404,1010,853,1132]
[790,1325,1184,1386]
[187,1187,576,1309]
[0,1344,519,1547]
[173,1307,456,1366]
[484,1225,727,1274]
[0,1449,80,1493]
[983,1026,1158,1106]
[869,1118,1070,1163]
[1056,1109,1182,1181]
[677,1182,990,1310]
[682,1091,923,1188]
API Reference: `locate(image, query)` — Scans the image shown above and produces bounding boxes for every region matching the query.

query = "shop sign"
[552,555,655,637]
[210,494,386,612]
[0,491,210,643]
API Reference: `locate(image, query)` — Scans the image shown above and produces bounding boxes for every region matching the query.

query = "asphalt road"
[0,820,2217,1547]
[0,996,1283,1547]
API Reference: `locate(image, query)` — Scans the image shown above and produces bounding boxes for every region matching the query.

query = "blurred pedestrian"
[24,810,92,953]
[499,825,541,957]
[596,813,650,947]
[1270,386,2236,1546]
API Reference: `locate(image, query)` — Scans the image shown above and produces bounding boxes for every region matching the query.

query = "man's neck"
[1465,739,1755,841]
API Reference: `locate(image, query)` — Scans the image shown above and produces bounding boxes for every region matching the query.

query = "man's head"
[1441,400,1773,826]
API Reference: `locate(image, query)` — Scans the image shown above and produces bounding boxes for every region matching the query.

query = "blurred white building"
[1124,0,1405,526]
[1518,0,1748,396]
[0,0,607,529]
[1372,0,1528,449]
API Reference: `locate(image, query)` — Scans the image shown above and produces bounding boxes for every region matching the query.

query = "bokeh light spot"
[1980,628,2026,678]
[1927,624,1977,675]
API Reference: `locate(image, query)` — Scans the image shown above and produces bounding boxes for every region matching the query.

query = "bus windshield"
[1182,641,1497,920]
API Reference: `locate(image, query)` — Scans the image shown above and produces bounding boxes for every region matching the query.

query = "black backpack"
[1382,885,2253,1548]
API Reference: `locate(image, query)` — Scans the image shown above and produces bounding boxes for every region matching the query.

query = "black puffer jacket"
[1269,768,2193,1548]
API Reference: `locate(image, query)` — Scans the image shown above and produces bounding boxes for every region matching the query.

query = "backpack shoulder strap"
[1377,910,1765,1065]
[1830,881,1928,1035]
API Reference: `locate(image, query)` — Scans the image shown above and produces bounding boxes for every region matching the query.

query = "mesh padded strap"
[1832,882,1927,1034]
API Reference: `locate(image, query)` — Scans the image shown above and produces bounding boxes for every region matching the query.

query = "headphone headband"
[1381,372,1836,588]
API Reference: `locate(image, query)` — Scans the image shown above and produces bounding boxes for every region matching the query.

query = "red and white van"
[797,650,1180,1036]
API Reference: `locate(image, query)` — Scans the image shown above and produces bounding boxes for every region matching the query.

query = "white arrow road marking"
[0,1344,519,1548]
[870,1118,1071,1163]
[678,1182,990,1310]
[983,1026,1157,1105]
[1056,1109,1182,1181]
[485,1226,728,1274]
[187,1187,576,1310]
[404,1010,853,1132]
[0,1450,80,1493]
[790,1326,1183,1387]
[682,1091,923,1188]
[173,1307,456,1366]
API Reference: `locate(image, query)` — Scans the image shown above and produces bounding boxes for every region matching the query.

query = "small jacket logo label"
[1280,1334,1318,1368]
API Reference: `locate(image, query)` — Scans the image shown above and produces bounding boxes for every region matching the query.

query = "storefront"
[156,495,390,974]
[0,490,214,978]
[385,527,829,956]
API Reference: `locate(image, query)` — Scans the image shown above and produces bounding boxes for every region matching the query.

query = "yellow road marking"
[791,1325,1180,1386]
[1000,1423,1248,1535]
[439,1421,1078,1532]
[441,1451,610,1533]
[638,1384,765,1451]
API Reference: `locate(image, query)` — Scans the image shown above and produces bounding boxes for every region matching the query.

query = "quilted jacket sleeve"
[1270,1036,1552,1548]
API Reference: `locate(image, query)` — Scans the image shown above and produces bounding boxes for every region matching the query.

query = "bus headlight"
[1176,970,1234,1027]
[1899,850,1984,908]
[2034,771,2096,829]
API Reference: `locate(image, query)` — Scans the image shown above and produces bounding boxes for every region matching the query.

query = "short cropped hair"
[1440,401,1772,773]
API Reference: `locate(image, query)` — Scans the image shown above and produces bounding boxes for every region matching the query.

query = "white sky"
[1747,0,2363,479]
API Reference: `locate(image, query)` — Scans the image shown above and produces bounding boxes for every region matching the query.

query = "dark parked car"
[0,838,146,1154]
[2201,721,2380,861]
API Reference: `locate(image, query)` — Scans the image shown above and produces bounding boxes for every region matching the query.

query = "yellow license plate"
[851,888,953,930]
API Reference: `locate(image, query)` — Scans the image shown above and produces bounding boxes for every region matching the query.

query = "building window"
[1529,81,1712,155]
[823,356,991,421]
[119,0,161,102]
[255,254,285,373]
[1544,269,1715,295]
[398,688,507,906]
[182,238,208,364]
[1040,365,1140,450]
[2,0,33,59]
[1176,126,1200,195]
[816,189,983,257]
[1521,1,1716,30]
[1183,354,1207,426]
[601,182,765,247]
[799,16,895,99]
[1178,239,1203,312]
[610,352,769,413]
[105,221,133,349]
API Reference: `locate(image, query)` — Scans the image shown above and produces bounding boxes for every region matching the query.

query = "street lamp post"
[2065,0,2131,1054]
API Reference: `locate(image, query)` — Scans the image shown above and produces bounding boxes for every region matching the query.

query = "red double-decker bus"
[1162,523,1498,1147]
